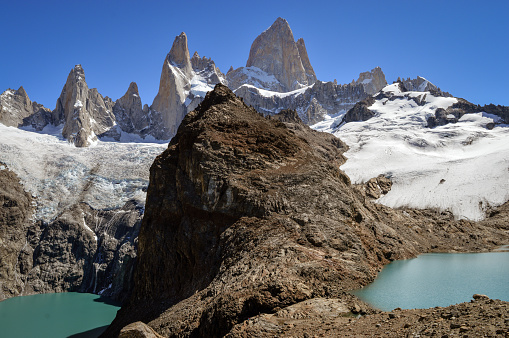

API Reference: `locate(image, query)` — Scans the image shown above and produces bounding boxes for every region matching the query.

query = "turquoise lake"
[0,292,120,338]
[353,250,509,311]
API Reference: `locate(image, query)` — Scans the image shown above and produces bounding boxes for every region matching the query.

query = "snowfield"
[0,123,167,222]
[313,84,509,221]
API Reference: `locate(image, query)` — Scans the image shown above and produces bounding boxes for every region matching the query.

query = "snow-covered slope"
[0,123,167,222]
[313,83,509,221]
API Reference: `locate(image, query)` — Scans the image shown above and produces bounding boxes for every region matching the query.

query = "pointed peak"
[15,86,27,97]
[127,81,139,94]
[192,51,200,59]
[169,32,190,62]
[69,64,86,82]
[266,17,292,35]
[274,17,289,26]
[168,32,192,76]
[73,64,84,75]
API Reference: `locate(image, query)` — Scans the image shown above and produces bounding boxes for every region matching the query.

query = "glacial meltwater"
[352,250,509,311]
[0,292,120,338]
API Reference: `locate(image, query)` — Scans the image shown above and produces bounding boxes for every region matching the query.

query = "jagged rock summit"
[227,18,387,125]
[55,64,117,147]
[113,82,149,135]
[246,17,316,91]
[150,32,226,140]
[104,84,509,337]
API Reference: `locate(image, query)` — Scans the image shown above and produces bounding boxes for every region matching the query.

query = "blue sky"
[1,0,507,108]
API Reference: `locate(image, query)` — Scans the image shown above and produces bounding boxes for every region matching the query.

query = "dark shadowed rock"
[0,163,34,300]
[341,96,376,123]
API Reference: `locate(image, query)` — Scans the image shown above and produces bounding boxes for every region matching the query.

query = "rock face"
[400,76,446,93]
[0,87,52,129]
[150,32,226,140]
[0,163,34,300]
[54,65,116,147]
[113,82,149,135]
[23,201,142,303]
[356,66,387,95]
[245,17,316,91]
[0,161,143,303]
[104,85,509,337]
[427,97,509,128]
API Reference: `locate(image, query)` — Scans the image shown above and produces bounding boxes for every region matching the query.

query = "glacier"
[312,83,509,221]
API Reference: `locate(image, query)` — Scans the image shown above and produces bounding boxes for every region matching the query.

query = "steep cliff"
[113,82,149,135]
[104,84,508,337]
[0,160,143,303]
[150,32,226,140]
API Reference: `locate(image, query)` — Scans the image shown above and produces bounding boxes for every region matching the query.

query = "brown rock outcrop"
[104,84,508,337]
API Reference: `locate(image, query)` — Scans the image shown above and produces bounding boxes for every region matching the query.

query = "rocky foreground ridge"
[103,84,509,337]
[0,17,386,146]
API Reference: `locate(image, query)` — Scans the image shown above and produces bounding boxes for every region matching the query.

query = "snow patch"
[81,212,97,241]
[236,84,310,99]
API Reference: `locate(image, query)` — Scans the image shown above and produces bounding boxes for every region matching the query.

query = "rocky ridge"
[341,79,509,129]
[104,84,509,337]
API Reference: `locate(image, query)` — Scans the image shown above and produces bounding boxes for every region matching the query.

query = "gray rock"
[0,87,52,129]
[54,65,116,147]
[0,162,142,303]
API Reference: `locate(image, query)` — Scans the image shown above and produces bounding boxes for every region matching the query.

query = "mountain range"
[0,18,386,147]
